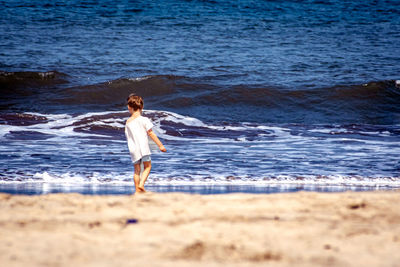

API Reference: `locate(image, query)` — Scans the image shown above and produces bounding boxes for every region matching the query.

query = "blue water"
[2,0,400,87]
[1,0,400,194]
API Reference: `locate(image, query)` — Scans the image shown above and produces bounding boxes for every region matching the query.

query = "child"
[125,94,166,193]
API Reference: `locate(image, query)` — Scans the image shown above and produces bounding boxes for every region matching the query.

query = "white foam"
[309,128,348,134]
[28,171,132,185]
[128,76,152,82]
[0,109,329,143]
[146,109,205,127]
[3,172,400,188]
[0,111,123,140]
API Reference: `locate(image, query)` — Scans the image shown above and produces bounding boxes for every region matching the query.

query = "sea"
[1,0,400,195]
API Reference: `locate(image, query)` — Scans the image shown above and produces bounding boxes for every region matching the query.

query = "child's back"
[125,115,153,164]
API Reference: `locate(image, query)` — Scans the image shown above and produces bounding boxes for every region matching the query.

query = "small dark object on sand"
[126,219,139,224]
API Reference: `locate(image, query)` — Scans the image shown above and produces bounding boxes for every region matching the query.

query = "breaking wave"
[2,72,400,124]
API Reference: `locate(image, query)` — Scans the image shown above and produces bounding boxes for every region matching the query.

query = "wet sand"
[0,190,399,267]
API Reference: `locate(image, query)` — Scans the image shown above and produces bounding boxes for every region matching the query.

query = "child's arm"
[147,129,167,152]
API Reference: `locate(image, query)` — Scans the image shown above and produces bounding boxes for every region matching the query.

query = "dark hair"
[126,94,143,111]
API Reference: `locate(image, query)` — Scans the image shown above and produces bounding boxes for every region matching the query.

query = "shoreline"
[1,181,399,195]
[1,190,399,266]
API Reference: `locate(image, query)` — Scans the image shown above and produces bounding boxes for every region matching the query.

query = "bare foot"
[138,186,146,193]
[135,187,145,193]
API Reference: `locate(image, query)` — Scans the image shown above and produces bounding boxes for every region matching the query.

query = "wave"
[54,75,187,106]
[58,75,400,108]
[0,70,69,111]
[8,72,399,106]
[0,70,69,90]
[58,75,400,124]
[2,72,400,124]
[2,171,400,189]
[1,109,398,143]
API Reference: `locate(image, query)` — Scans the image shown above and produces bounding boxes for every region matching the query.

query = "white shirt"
[125,116,154,163]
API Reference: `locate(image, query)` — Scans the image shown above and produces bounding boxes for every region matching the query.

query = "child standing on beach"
[125,94,166,193]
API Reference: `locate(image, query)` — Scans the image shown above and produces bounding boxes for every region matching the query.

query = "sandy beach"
[0,190,399,267]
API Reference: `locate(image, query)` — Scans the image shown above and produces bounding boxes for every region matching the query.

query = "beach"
[1,190,399,267]
[1,2,399,266]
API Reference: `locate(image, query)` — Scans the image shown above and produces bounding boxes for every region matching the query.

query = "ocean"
[1,0,400,194]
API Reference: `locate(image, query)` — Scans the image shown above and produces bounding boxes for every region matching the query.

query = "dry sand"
[0,190,399,267]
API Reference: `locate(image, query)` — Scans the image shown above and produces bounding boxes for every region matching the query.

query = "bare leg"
[138,161,151,192]
[133,163,142,193]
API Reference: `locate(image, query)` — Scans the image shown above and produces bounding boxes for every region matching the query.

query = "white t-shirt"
[125,116,154,163]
